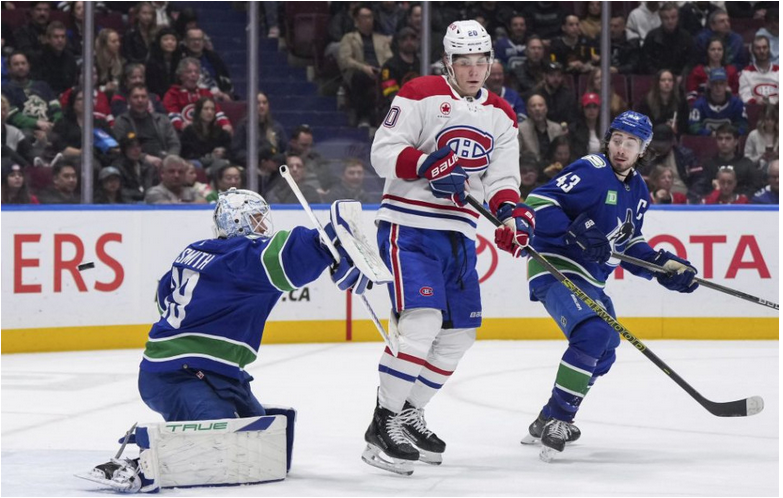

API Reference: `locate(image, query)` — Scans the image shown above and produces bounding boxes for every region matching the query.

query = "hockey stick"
[279,165,400,356]
[611,251,779,311]
[466,194,764,417]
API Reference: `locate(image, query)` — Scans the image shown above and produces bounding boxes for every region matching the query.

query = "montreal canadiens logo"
[419,286,434,297]
[182,103,197,125]
[436,126,494,171]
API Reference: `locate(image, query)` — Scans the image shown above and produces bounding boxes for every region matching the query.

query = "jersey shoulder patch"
[397,76,454,101]
[581,154,607,168]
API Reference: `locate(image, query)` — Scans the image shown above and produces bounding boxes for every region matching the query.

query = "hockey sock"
[378,308,442,413]
[407,327,475,408]
[543,346,598,422]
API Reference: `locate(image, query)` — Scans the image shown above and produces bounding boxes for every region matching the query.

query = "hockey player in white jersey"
[362,20,536,475]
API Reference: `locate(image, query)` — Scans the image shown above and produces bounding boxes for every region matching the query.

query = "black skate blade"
[361,444,414,476]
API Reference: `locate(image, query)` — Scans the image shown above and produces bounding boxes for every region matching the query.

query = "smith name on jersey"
[140,227,333,380]
[371,75,521,239]
[525,154,659,295]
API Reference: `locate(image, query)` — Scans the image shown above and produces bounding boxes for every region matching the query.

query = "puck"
[78,262,95,271]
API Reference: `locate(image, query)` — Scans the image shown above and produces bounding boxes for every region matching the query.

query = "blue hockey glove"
[652,250,699,293]
[494,202,535,257]
[565,213,611,264]
[418,145,468,207]
[323,222,371,295]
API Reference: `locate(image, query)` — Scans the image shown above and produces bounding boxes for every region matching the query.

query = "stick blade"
[704,396,764,417]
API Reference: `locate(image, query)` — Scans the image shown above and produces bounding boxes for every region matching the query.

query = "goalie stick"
[279,165,400,356]
[611,251,779,311]
[466,194,764,418]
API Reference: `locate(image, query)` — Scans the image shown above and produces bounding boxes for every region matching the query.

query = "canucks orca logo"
[436,126,494,172]
[607,209,635,253]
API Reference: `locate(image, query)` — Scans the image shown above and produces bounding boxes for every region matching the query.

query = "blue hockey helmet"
[605,111,654,154]
[213,188,274,239]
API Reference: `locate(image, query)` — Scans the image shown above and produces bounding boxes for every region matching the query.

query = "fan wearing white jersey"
[362,20,536,476]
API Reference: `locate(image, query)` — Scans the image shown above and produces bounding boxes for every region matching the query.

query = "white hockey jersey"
[371,75,521,239]
[738,63,779,105]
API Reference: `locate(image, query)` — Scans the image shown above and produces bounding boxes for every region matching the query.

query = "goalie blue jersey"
[140,227,333,380]
[524,154,658,297]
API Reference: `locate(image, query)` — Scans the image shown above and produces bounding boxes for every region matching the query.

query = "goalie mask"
[213,188,274,240]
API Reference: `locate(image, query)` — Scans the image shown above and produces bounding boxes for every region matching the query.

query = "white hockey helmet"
[443,20,494,86]
[213,188,274,240]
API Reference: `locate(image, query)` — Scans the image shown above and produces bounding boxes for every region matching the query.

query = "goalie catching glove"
[324,222,371,295]
[494,202,535,257]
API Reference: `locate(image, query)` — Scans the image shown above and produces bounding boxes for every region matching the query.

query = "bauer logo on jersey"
[419,286,434,296]
[436,126,494,171]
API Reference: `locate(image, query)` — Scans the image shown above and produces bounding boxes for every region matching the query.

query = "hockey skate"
[362,404,419,476]
[538,419,572,463]
[520,411,581,446]
[75,458,142,493]
[398,401,446,465]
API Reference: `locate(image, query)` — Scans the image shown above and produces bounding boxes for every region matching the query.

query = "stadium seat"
[96,12,127,35]
[286,13,330,60]
[630,75,654,109]
[2,8,29,29]
[731,18,765,44]
[28,166,53,194]
[680,135,718,164]
[746,104,764,130]
[577,73,628,101]
[220,101,248,126]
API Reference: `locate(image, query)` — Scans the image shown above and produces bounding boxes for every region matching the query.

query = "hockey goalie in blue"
[80,188,370,492]
[521,111,700,462]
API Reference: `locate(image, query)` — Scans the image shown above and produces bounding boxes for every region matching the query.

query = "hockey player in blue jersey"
[521,111,700,462]
[83,188,369,492]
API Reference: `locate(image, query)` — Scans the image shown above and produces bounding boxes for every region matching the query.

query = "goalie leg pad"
[262,405,297,473]
[135,415,290,489]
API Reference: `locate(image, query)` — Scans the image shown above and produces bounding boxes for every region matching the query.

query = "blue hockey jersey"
[688,94,748,136]
[525,154,658,297]
[140,227,333,380]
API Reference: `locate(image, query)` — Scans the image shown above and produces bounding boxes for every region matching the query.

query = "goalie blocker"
[77,407,296,493]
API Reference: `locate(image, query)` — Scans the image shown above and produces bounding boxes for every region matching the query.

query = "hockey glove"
[418,145,469,207]
[652,250,699,293]
[323,222,371,295]
[565,213,611,264]
[494,202,535,257]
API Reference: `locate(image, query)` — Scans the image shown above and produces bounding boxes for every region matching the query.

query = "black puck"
[78,262,95,271]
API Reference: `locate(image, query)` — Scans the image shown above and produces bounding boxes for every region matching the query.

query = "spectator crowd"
[2,1,779,207]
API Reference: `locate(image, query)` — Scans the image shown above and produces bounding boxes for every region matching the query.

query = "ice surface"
[1,340,778,496]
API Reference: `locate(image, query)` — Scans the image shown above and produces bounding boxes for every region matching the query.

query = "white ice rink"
[1,340,778,497]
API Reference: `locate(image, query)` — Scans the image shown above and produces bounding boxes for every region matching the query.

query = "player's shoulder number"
[555,173,581,192]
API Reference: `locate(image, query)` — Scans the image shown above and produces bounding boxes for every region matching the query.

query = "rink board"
[1,205,778,353]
